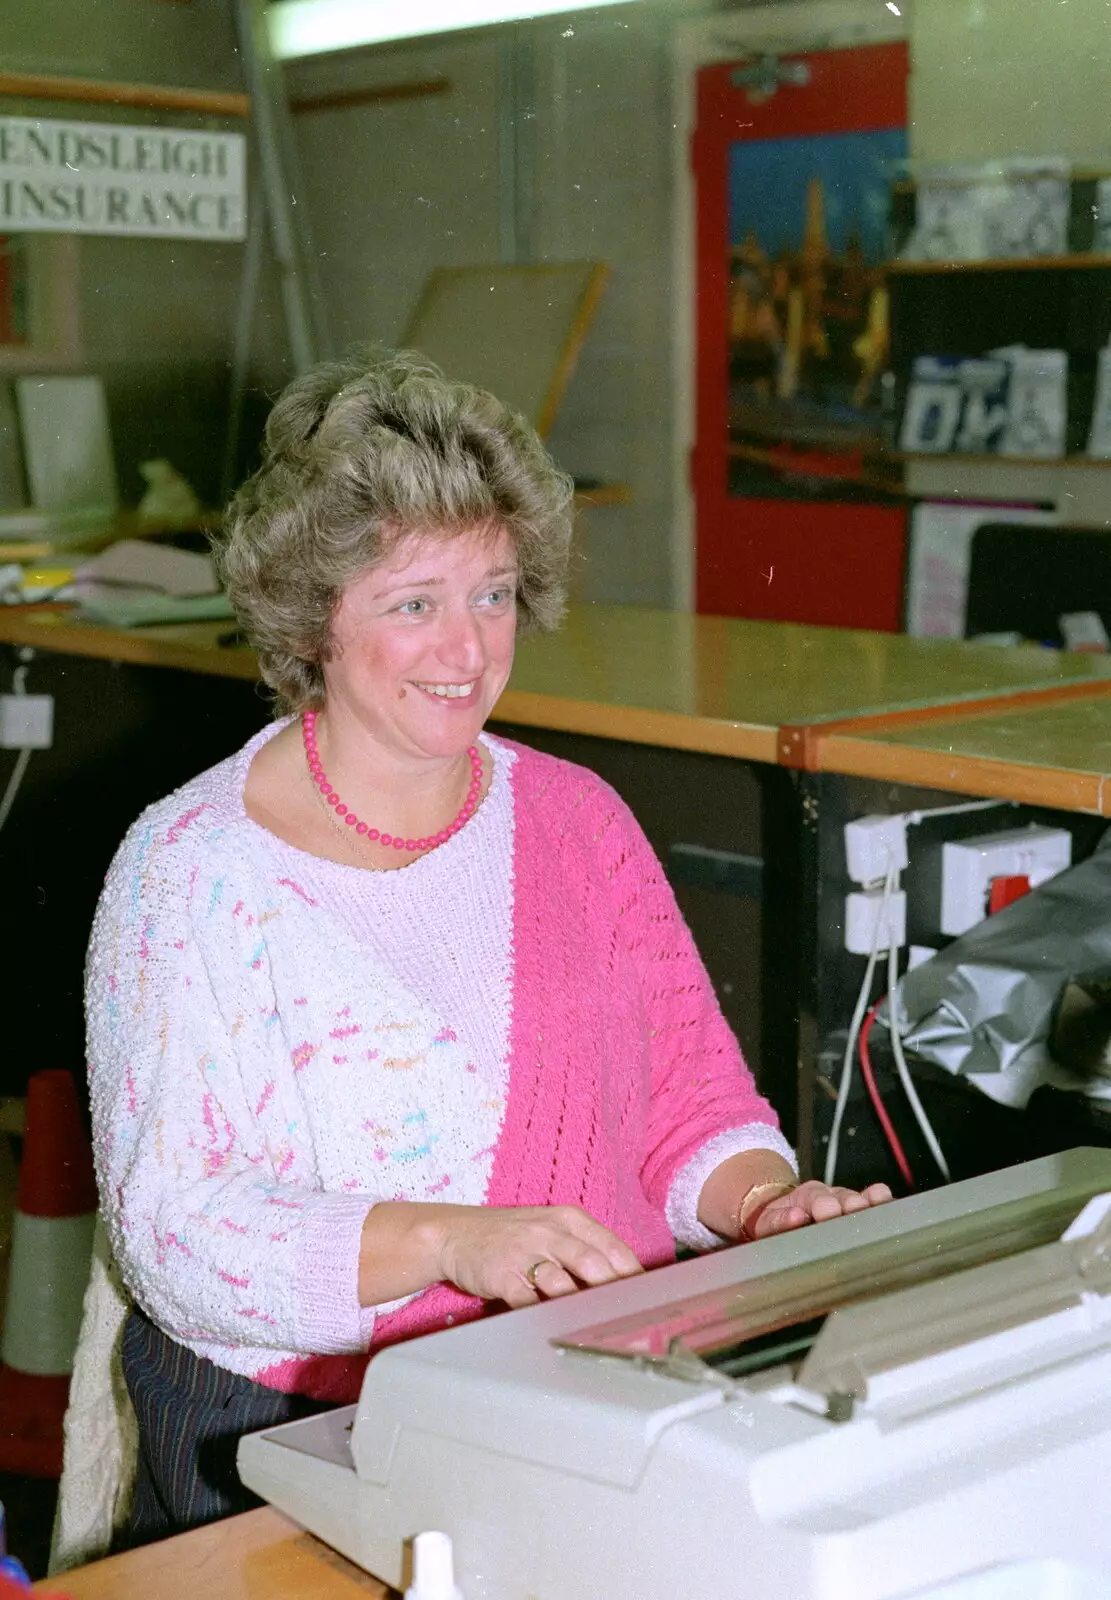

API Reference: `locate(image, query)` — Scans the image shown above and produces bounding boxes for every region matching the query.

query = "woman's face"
[322,524,519,763]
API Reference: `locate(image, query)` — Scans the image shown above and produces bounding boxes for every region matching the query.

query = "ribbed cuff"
[665,1123,799,1251]
[294,1193,376,1354]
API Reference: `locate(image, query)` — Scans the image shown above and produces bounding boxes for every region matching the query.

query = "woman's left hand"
[748,1178,893,1241]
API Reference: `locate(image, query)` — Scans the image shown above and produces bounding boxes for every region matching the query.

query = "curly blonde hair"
[214,348,574,711]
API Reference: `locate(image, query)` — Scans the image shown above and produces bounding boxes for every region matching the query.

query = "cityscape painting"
[727,126,907,496]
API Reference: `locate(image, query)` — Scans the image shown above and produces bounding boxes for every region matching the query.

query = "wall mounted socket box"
[844,813,909,885]
[845,888,907,954]
[0,693,52,749]
[940,825,1071,936]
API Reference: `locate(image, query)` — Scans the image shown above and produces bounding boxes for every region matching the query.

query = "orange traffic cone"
[0,1070,97,1477]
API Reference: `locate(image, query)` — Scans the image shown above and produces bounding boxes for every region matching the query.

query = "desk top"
[817,693,1111,814]
[37,1509,393,1600]
[3,606,1110,764]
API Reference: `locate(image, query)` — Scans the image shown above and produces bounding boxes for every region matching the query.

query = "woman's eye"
[482,588,513,607]
[398,597,429,616]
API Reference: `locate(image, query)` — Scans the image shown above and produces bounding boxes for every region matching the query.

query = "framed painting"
[692,41,909,629]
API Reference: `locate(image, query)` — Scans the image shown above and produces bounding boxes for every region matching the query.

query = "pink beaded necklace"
[301,709,482,854]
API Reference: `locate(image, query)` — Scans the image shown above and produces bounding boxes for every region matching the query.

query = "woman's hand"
[747,1178,893,1241]
[435,1203,644,1308]
[696,1150,893,1245]
[357,1200,643,1309]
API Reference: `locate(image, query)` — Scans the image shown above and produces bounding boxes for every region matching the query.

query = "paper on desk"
[80,539,218,597]
[77,590,234,627]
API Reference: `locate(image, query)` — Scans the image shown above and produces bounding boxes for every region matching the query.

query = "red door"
[692,43,909,629]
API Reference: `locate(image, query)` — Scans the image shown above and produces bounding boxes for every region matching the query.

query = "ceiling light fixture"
[267,0,639,60]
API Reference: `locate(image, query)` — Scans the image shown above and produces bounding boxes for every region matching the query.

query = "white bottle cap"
[405,1530,463,1600]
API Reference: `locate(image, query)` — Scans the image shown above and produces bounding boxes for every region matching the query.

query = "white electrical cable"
[886,942,952,1181]
[0,664,33,836]
[834,797,1020,1186]
[905,798,1015,828]
[0,746,31,835]
[825,858,897,1186]
[837,796,1003,1186]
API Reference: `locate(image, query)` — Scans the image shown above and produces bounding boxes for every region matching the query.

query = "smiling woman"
[222,348,569,867]
[65,348,889,1559]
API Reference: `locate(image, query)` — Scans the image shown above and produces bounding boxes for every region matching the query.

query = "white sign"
[0,116,246,241]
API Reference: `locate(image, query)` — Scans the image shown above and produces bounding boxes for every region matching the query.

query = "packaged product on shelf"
[982,161,1070,259]
[901,158,1070,263]
[901,166,987,261]
[998,348,1068,457]
[954,357,1010,453]
[899,355,963,452]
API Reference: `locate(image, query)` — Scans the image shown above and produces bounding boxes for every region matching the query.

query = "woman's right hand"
[435,1203,643,1308]
[358,1200,643,1308]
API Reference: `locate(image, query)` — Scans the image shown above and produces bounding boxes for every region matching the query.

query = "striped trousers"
[121,1308,331,1547]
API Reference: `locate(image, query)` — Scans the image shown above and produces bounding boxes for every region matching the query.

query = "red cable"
[859,1001,915,1191]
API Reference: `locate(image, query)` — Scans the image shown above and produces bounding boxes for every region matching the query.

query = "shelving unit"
[888,165,1111,642]
[888,198,1111,464]
[0,70,249,117]
[895,450,1109,468]
[889,254,1111,275]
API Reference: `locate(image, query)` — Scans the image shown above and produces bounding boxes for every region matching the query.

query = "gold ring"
[524,1258,552,1290]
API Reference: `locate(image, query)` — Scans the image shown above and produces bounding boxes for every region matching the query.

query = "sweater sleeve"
[86,810,375,1356]
[597,788,796,1243]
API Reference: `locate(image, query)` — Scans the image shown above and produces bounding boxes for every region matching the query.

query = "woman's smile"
[411,678,479,701]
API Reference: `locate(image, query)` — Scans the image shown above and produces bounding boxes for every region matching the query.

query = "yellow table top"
[0,611,260,679]
[37,1509,393,1600]
[508,609,1111,761]
[5,605,1110,765]
[819,693,1111,814]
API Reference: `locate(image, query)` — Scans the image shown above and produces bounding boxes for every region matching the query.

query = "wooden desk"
[814,692,1111,815]
[2,606,1110,763]
[38,1509,395,1600]
[0,613,259,682]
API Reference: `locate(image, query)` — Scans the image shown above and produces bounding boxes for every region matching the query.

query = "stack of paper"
[74,539,233,627]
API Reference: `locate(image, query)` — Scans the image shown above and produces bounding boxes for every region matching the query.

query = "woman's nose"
[438,609,484,672]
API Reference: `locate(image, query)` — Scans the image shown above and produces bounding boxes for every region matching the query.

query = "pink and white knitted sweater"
[86,726,792,1402]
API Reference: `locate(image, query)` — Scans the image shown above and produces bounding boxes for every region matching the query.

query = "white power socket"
[0,693,53,749]
[844,813,909,885]
[845,887,907,954]
[940,824,1071,935]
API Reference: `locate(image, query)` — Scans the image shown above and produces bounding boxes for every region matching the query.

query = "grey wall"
[287,33,504,352]
[285,3,684,605]
[3,0,243,89]
[530,8,678,607]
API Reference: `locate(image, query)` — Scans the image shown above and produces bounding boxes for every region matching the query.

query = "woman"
[81,349,890,1551]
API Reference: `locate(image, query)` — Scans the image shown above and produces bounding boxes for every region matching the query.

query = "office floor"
[1,1127,59,1580]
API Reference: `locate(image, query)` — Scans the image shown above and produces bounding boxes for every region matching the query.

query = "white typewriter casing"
[239,1149,1111,1600]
